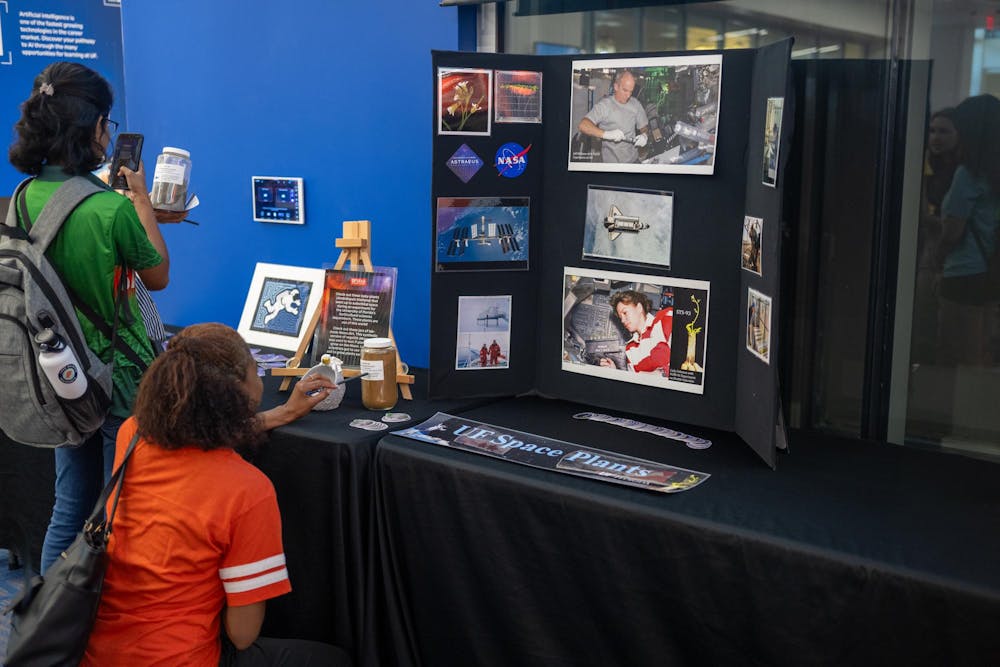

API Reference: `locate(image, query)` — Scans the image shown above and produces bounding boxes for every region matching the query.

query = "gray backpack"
[0,176,117,447]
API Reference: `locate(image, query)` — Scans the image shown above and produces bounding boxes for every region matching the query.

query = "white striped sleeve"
[219,553,289,595]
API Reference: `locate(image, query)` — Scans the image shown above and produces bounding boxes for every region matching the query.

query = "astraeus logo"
[495,142,531,178]
[446,144,484,183]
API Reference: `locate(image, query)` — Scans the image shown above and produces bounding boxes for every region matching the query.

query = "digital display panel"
[252,176,304,224]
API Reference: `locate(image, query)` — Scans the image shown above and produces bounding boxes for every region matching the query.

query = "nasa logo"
[58,364,78,384]
[446,144,484,183]
[495,142,530,178]
[350,277,368,287]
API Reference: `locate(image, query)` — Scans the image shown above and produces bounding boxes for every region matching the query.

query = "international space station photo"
[436,196,530,271]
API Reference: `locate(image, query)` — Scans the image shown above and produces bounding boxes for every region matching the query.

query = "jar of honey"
[360,337,397,410]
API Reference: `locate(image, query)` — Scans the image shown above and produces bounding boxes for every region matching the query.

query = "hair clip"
[39,82,55,97]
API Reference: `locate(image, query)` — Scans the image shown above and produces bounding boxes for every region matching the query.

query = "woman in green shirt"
[9,61,170,571]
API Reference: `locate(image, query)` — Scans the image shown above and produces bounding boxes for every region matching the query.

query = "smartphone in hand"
[109,132,143,190]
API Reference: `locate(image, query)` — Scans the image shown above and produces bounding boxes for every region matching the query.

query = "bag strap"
[16,176,105,251]
[0,178,33,241]
[84,431,141,542]
[16,177,149,371]
[3,431,140,611]
[71,286,149,371]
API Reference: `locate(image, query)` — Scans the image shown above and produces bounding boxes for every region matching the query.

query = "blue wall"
[0,0,127,189]
[120,2,458,366]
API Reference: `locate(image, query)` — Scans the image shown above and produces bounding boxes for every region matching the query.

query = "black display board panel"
[735,40,793,467]
[430,44,792,466]
[429,53,544,398]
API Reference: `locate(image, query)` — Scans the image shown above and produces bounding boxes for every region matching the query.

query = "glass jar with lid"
[150,147,191,211]
[360,337,397,410]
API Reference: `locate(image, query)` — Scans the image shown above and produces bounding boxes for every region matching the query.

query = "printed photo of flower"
[439,67,492,136]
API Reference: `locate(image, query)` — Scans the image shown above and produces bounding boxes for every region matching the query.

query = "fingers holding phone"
[119,160,150,198]
[110,132,143,190]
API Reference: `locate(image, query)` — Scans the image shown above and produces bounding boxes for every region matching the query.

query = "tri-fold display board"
[428,42,793,468]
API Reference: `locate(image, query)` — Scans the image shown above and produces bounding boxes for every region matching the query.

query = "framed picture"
[741,215,763,275]
[747,287,772,363]
[562,267,710,394]
[494,70,543,123]
[583,185,673,268]
[455,295,512,370]
[436,196,530,272]
[237,263,326,353]
[568,54,723,174]
[439,67,492,136]
[763,97,784,187]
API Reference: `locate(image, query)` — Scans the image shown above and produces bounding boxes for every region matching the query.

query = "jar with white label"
[150,147,191,211]
[360,337,397,410]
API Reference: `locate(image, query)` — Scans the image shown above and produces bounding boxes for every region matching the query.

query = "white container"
[301,354,346,411]
[150,147,191,211]
[35,329,87,400]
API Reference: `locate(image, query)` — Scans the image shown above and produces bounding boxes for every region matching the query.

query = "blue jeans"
[40,414,125,573]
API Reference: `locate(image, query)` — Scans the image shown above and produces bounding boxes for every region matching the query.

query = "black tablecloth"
[0,438,54,568]
[370,396,1000,666]
[248,370,490,661]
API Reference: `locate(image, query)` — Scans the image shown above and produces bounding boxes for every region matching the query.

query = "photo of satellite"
[436,196,530,272]
[583,185,673,267]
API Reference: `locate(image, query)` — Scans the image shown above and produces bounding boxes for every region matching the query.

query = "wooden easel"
[271,220,415,400]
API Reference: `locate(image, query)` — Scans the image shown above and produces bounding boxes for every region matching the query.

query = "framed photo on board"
[562,267,710,394]
[237,263,326,353]
[568,54,723,174]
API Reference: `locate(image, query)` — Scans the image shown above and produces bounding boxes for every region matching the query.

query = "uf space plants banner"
[396,413,709,493]
[563,267,709,394]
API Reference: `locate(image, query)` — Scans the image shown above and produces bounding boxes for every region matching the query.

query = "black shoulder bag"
[3,433,140,666]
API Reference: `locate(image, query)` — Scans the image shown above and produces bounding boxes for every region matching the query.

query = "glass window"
[642,7,682,52]
[486,0,1000,462]
[686,14,723,51]
[593,9,638,53]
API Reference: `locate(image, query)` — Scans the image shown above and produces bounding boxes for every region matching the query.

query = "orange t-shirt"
[82,418,292,666]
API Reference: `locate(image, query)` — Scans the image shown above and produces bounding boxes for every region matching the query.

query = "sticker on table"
[350,419,388,431]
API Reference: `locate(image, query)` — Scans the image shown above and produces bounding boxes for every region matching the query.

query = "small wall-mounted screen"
[252,176,304,224]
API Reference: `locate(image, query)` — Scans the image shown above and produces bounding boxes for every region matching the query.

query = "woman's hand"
[119,159,150,201]
[256,374,336,431]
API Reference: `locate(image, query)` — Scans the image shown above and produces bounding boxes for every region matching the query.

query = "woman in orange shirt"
[82,323,351,666]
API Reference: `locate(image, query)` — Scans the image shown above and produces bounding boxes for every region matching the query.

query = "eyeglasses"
[105,118,119,134]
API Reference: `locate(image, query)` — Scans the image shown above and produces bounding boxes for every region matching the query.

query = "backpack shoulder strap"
[20,176,106,251]
[1,178,34,239]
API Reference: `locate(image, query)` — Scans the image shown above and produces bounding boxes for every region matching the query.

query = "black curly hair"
[8,61,113,176]
[133,324,263,451]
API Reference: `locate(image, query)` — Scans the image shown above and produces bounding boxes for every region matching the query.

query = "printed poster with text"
[312,267,397,368]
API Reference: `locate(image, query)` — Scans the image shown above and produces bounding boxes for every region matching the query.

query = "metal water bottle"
[35,328,87,400]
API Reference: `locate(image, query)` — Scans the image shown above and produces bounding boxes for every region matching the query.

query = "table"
[369,396,1000,666]
[242,370,490,661]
